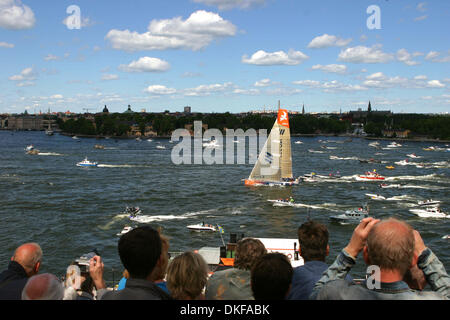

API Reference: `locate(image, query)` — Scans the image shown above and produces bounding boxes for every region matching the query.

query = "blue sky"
[0,0,449,114]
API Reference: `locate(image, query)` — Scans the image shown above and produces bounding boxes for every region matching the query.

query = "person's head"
[22,273,64,300]
[118,226,162,280]
[233,238,267,270]
[363,218,416,277]
[297,220,329,262]
[166,251,209,300]
[11,243,43,277]
[251,253,293,300]
[151,233,170,282]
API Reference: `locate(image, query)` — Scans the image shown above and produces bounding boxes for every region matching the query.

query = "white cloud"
[425,51,450,63]
[9,67,36,81]
[233,88,260,95]
[242,49,309,66]
[192,0,266,10]
[292,80,320,87]
[106,10,237,51]
[0,0,35,30]
[144,85,177,95]
[414,15,428,21]
[307,34,352,49]
[44,54,59,61]
[254,78,272,87]
[414,75,427,80]
[311,64,347,74]
[50,94,63,99]
[184,82,233,96]
[101,74,120,81]
[0,41,14,48]
[293,79,366,92]
[118,57,170,73]
[396,49,420,66]
[338,45,394,64]
[417,2,427,12]
[427,80,445,88]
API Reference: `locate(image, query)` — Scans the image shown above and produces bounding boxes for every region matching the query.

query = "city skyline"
[0,0,449,114]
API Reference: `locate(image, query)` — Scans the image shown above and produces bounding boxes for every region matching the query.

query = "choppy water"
[0,131,449,282]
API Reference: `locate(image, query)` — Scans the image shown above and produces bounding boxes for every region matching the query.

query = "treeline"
[56,113,350,137]
[364,113,450,140]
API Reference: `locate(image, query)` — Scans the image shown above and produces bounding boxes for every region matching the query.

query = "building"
[184,106,192,114]
[123,105,134,114]
[382,129,411,138]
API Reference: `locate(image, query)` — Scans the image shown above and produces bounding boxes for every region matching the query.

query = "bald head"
[366,218,415,276]
[22,274,64,300]
[12,243,42,276]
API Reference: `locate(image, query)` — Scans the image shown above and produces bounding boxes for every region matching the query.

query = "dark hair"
[297,220,329,262]
[251,253,293,300]
[118,226,162,279]
[234,238,267,270]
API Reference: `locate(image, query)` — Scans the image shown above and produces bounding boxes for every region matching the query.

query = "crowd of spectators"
[0,217,448,300]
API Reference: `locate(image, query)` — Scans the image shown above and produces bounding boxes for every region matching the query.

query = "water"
[1,131,449,282]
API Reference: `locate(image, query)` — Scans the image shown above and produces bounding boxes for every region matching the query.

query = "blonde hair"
[166,251,209,300]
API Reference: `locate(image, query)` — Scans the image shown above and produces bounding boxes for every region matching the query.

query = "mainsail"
[245,108,296,186]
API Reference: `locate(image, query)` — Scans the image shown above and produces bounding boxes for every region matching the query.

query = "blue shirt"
[287,260,352,300]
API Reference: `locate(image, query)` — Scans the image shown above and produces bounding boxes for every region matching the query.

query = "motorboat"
[365,193,386,200]
[187,223,217,232]
[417,199,441,207]
[147,139,153,142]
[76,157,98,167]
[123,206,142,217]
[368,141,380,148]
[25,145,34,152]
[385,166,395,170]
[26,149,40,155]
[268,198,297,207]
[395,159,410,166]
[330,207,370,224]
[407,153,421,159]
[442,235,450,240]
[116,226,134,236]
[72,136,79,139]
[94,144,105,149]
[387,142,402,148]
[379,183,402,189]
[295,141,303,144]
[156,145,166,150]
[409,207,449,218]
[356,171,385,181]
[202,140,220,148]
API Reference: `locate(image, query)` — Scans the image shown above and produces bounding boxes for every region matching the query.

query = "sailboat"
[244,105,299,186]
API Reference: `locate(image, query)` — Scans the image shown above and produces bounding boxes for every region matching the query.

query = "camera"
[74,249,100,273]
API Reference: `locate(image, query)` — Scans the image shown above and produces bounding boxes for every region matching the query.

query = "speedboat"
[379,183,402,189]
[268,199,297,207]
[409,207,449,218]
[295,141,303,144]
[417,199,441,207]
[116,226,134,236]
[330,207,369,224]
[365,194,386,200]
[385,166,395,170]
[387,142,402,148]
[26,149,40,155]
[76,157,98,167]
[156,145,166,150]
[407,153,421,159]
[443,235,450,240]
[368,142,380,148]
[187,223,217,232]
[123,206,142,217]
[356,171,385,181]
[72,136,79,139]
[25,145,34,152]
[202,140,220,148]
[395,159,410,166]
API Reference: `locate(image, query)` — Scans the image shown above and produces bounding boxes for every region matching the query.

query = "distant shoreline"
[3,129,450,143]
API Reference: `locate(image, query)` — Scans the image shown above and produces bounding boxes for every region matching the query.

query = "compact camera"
[74,250,100,273]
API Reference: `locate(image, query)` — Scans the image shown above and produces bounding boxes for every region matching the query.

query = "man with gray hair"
[22,273,65,300]
[0,243,43,300]
[310,217,450,300]
[205,238,267,300]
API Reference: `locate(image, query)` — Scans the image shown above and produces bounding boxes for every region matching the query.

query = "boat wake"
[37,152,64,156]
[329,155,360,161]
[97,164,150,168]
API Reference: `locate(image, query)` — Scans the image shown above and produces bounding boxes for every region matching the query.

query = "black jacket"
[100,278,173,300]
[0,261,29,300]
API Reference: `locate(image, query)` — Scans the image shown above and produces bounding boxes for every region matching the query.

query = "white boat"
[117,226,134,236]
[395,159,411,166]
[379,183,402,189]
[187,223,217,232]
[136,137,142,141]
[409,207,449,218]
[407,153,421,159]
[442,235,450,240]
[147,139,153,142]
[202,139,220,148]
[76,157,98,167]
[295,141,303,144]
[156,145,166,150]
[25,145,35,152]
[417,199,441,207]
[268,198,297,207]
[387,142,402,148]
[330,207,370,224]
[365,193,386,200]
[45,122,54,136]
[72,136,79,139]
[123,206,142,216]
[245,105,299,187]
[368,141,380,148]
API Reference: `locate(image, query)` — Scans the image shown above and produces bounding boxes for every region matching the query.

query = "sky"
[0,0,449,114]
